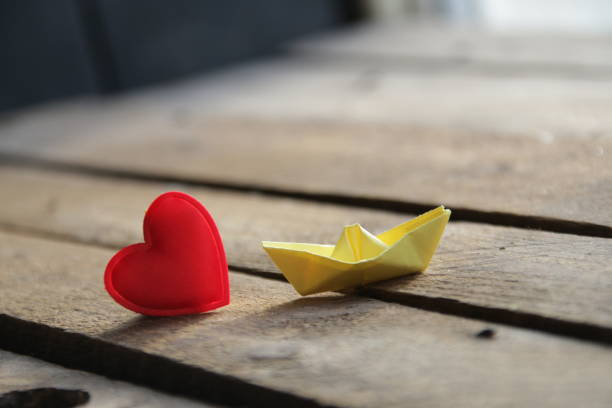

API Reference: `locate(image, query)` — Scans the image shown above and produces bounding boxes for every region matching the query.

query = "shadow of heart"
[99,312,218,344]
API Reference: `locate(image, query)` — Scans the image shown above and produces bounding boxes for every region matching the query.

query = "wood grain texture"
[1,230,612,408]
[1,167,610,335]
[1,31,612,229]
[0,114,611,229]
[4,53,612,138]
[292,21,612,72]
[0,350,214,408]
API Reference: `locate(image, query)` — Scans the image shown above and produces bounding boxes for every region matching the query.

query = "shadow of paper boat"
[263,206,451,296]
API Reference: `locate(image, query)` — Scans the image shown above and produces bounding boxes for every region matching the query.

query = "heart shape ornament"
[105,192,229,316]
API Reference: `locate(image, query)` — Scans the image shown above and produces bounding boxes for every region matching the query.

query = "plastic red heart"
[104,192,229,316]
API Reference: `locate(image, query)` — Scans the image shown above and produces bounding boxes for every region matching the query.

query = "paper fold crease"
[262,206,451,296]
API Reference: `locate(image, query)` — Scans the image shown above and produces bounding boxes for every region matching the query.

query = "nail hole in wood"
[475,328,496,339]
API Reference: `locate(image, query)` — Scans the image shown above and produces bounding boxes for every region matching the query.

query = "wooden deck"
[1,21,611,407]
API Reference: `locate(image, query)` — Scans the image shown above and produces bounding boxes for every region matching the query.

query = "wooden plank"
[292,21,612,72]
[0,79,610,230]
[1,167,610,338]
[4,54,612,139]
[2,230,612,408]
[0,350,214,408]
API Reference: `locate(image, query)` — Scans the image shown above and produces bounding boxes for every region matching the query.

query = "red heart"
[104,192,229,316]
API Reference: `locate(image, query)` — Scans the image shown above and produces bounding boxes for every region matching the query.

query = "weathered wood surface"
[0,88,612,230]
[1,167,610,337]
[2,22,612,407]
[1,31,612,230]
[5,60,612,138]
[292,21,612,72]
[0,350,213,408]
[1,230,612,408]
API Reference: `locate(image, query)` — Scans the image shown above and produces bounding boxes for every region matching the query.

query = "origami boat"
[262,206,451,296]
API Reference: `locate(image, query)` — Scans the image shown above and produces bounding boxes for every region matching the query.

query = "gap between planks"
[0,314,334,408]
[1,152,610,239]
[0,350,215,407]
[1,222,611,347]
[2,229,612,408]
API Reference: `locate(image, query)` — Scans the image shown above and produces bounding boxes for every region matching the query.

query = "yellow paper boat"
[262,206,451,295]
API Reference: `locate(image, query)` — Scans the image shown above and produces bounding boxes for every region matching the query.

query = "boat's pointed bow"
[408,208,451,270]
[261,242,320,295]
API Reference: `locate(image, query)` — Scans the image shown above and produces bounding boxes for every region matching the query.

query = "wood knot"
[0,388,90,408]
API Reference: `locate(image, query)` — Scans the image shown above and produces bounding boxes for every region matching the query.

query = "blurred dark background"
[4,0,611,113]
[0,0,362,112]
